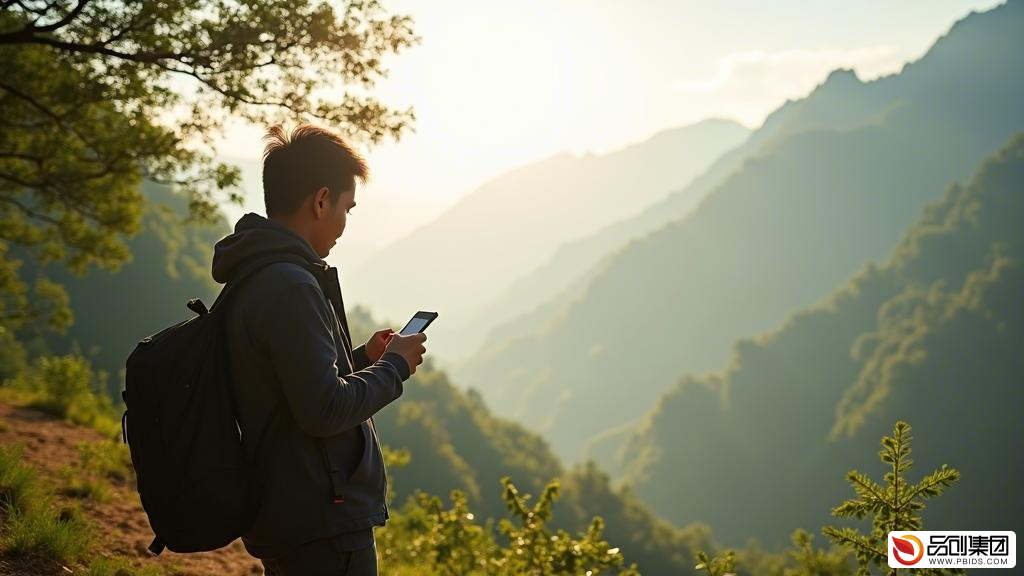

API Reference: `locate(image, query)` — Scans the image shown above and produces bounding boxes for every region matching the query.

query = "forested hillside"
[618,133,1024,547]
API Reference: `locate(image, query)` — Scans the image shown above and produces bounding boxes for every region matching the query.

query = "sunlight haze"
[214,0,1000,262]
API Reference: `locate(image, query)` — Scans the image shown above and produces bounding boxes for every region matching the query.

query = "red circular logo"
[892,535,924,566]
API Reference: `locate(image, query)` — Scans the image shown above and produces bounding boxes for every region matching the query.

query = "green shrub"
[12,353,120,435]
[380,476,638,575]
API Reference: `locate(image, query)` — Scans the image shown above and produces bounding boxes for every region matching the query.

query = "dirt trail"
[0,402,263,576]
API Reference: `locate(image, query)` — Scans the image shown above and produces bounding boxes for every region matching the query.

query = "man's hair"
[262,124,369,217]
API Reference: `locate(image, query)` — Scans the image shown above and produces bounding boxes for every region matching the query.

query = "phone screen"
[400,317,431,335]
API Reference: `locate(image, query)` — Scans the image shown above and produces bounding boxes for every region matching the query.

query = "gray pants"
[261,539,377,576]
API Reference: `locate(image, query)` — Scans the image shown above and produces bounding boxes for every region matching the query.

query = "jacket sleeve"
[257,279,411,438]
[351,344,373,372]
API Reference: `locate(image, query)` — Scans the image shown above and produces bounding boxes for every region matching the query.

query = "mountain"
[616,132,1024,547]
[346,119,749,361]
[453,1,1024,463]
[455,72,879,362]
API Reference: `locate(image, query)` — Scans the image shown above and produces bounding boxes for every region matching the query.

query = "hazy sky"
[213,0,1001,264]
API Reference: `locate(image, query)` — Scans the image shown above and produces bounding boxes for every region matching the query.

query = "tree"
[0,0,418,337]
[823,421,962,576]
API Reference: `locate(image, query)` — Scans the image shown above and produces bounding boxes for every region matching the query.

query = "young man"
[211,124,426,575]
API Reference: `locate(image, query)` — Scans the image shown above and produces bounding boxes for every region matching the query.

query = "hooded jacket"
[211,212,410,559]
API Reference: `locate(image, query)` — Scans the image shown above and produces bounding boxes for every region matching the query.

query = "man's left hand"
[365,328,396,363]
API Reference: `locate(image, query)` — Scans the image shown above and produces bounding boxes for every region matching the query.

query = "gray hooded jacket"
[211,212,410,559]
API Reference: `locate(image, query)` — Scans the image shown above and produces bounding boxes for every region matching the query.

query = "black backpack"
[122,253,320,555]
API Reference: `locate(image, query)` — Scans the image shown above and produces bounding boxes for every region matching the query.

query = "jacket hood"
[212,212,325,283]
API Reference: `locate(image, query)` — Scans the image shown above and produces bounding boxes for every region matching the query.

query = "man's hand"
[364,328,395,363]
[384,332,427,376]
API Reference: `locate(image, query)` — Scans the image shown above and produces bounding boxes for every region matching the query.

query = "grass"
[0,439,169,575]
[84,556,167,576]
[59,440,134,504]
[0,444,40,512]
[0,362,170,574]
[3,503,93,562]
[77,439,133,483]
[59,465,114,503]
[0,444,94,564]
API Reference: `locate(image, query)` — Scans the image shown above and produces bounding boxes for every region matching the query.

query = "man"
[211,124,426,575]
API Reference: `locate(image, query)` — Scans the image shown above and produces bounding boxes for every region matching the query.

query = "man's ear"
[313,186,329,218]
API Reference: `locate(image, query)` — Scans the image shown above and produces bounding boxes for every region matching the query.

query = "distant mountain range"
[346,119,749,360]
[452,0,1024,465]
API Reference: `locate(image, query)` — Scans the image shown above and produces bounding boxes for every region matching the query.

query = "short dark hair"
[262,124,369,217]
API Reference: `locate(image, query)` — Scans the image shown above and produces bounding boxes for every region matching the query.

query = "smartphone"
[399,311,438,335]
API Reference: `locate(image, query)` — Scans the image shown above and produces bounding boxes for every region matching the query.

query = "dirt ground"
[0,402,264,576]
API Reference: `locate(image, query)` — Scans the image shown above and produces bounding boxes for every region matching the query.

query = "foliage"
[823,421,961,576]
[694,550,736,576]
[378,476,638,575]
[16,181,229,383]
[9,352,119,435]
[494,476,637,575]
[781,529,851,576]
[732,529,851,576]
[0,0,418,341]
[396,489,495,574]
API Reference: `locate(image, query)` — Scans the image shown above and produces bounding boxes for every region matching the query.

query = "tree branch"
[0,79,103,151]
[848,473,891,511]
[902,471,956,504]
[0,190,61,225]
[0,30,185,61]
[0,151,45,166]
[0,78,68,123]
[823,528,884,559]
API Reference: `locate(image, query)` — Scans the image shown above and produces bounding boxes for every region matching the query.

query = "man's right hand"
[384,332,427,376]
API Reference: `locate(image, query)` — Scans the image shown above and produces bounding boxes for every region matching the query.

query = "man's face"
[312,185,356,258]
